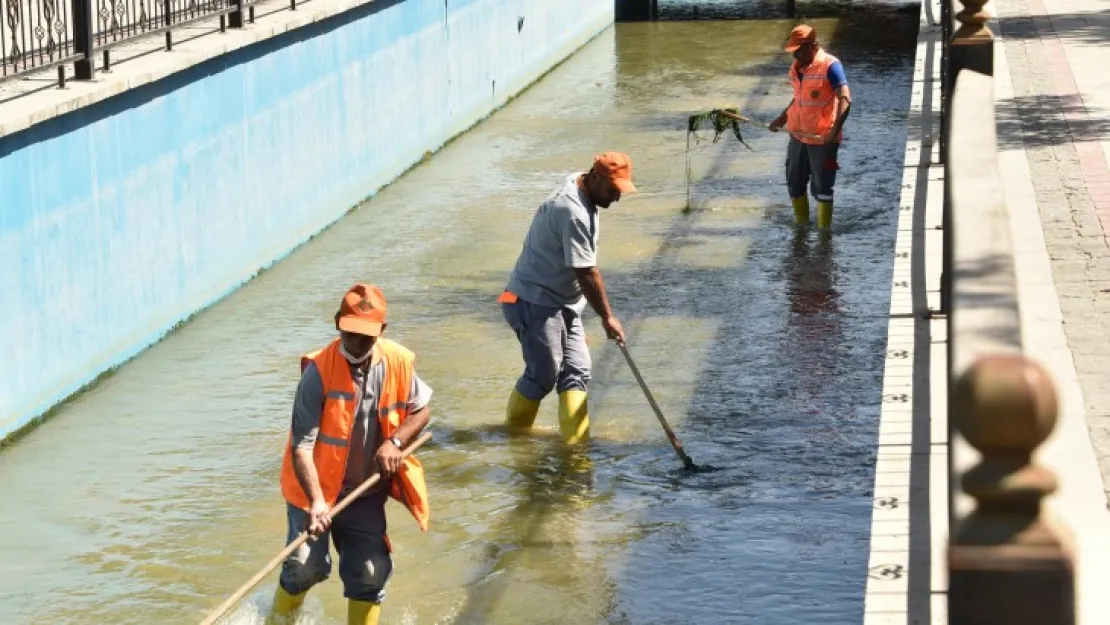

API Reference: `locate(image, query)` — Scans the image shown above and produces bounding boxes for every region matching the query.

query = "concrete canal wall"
[0,0,614,442]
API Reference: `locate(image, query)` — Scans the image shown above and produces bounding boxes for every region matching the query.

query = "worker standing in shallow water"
[498,152,637,444]
[769,24,852,229]
[269,283,432,625]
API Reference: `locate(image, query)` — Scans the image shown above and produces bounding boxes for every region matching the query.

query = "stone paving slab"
[1036,0,1110,177]
[993,0,1110,503]
[992,0,1110,622]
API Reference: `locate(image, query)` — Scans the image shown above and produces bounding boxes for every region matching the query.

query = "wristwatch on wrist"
[389,436,403,449]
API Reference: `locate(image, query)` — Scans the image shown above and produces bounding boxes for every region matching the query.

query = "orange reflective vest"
[279,337,430,532]
[786,49,842,146]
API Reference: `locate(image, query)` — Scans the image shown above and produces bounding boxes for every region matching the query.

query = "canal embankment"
[0,0,614,443]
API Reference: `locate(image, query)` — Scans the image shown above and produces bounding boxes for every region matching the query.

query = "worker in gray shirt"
[270,283,432,625]
[499,152,638,444]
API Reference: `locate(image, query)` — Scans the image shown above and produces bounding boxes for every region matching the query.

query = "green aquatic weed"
[687,107,753,151]
[684,107,755,212]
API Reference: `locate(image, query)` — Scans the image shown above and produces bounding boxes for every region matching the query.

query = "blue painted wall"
[0,0,614,441]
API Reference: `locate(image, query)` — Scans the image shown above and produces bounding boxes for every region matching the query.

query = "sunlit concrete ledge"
[0,0,386,139]
[862,0,947,622]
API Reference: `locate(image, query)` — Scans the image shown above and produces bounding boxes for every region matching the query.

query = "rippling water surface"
[0,5,920,623]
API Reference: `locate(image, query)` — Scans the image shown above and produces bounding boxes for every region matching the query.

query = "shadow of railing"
[942,0,1077,622]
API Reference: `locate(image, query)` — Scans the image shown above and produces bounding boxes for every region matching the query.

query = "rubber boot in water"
[817,200,834,230]
[506,388,541,435]
[266,585,306,625]
[791,196,810,225]
[348,599,382,625]
[557,390,590,444]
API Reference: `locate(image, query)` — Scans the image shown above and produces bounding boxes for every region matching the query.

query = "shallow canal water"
[0,5,920,624]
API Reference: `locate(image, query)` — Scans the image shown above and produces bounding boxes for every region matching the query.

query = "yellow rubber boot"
[791,196,810,224]
[266,586,306,625]
[348,599,382,625]
[557,390,590,444]
[817,200,834,229]
[506,388,541,434]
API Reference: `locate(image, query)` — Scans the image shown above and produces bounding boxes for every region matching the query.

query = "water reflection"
[786,227,839,318]
[447,432,604,624]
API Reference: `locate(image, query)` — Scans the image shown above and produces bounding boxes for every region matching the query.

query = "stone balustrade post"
[948,355,1075,624]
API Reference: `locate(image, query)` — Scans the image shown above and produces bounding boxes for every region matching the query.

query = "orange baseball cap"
[337,283,387,336]
[592,152,638,194]
[784,24,817,52]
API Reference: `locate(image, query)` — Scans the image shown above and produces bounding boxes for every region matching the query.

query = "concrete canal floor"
[0,5,921,624]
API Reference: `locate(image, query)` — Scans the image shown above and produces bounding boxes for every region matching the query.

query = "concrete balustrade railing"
[944,0,1076,622]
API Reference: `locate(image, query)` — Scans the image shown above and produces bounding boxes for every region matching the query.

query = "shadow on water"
[657,0,921,22]
[440,433,598,624]
[395,7,921,621]
[414,424,643,625]
[0,7,923,624]
[417,212,894,622]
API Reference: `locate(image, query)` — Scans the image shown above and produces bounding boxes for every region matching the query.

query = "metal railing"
[93,0,235,50]
[942,0,1076,622]
[0,0,316,87]
[1,0,82,84]
[84,0,238,75]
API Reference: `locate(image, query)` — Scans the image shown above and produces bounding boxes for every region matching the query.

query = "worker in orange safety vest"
[769,24,853,230]
[268,283,432,625]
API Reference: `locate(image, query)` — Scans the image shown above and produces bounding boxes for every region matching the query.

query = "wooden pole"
[198,432,433,625]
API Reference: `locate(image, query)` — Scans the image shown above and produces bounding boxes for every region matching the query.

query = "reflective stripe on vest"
[786,50,841,146]
[279,337,431,532]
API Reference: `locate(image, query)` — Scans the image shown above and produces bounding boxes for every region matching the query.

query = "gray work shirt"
[506,173,599,309]
[291,356,433,496]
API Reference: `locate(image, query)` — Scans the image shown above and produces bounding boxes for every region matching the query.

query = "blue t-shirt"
[827,61,847,89]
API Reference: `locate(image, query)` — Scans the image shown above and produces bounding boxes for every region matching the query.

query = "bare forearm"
[832,87,852,131]
[394,406,430,446]
[293,448,326,506]
[838,97,851,118]
[575,267,614,319]
[777,99,794,122]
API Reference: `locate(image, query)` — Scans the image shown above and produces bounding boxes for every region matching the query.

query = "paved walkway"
[994,0,1110,621]
[994,0,1110,493]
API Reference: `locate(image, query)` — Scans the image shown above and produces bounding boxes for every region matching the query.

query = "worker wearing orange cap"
[268,284,433,625]
[769,24,852,230]
[498,152,637,444]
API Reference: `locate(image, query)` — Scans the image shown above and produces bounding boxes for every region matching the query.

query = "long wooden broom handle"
[617,341,695,470]
[198,431,433,625]
[715,109,825,142]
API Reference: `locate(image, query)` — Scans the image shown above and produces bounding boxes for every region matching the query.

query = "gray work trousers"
[786,137,841,201]
[278,493,393,602]
[502,299,592,400]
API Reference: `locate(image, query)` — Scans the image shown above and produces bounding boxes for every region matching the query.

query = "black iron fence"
[1,0,82,84]
[85,0,238,75]
[1,0,313,86]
